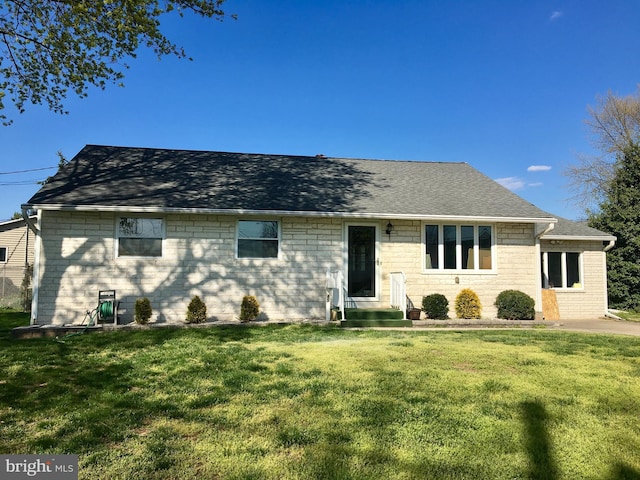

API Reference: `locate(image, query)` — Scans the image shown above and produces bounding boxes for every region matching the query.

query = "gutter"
[23,203,559,225]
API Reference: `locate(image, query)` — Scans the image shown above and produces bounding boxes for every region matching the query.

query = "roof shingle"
[26,145,558,221]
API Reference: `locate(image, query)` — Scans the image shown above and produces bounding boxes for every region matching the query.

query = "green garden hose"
[55,300,114,343]
[99,301,113,320]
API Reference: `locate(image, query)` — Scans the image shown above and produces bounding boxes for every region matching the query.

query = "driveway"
[408,317,640,337]
[553,317,640,337]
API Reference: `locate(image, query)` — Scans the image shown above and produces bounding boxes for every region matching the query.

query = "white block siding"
[381,222,539,319]
[540,240,609,319]
[32,212,609,325]
[33,211,343,325]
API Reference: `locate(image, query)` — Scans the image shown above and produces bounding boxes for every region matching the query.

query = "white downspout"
[534,222,555,317]
[27,209,42,325]
[602,239,616,317]
[21,205,39,234]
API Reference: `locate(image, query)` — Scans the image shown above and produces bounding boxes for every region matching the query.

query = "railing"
[325,269,346,321]
[390,271,407,319]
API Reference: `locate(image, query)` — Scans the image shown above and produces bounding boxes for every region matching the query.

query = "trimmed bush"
[455,289,482,319]
[134,297,152,324]
[186,295,207,324]
[422,294,449,319]
[495,290,535,320]
[240,295,260,322]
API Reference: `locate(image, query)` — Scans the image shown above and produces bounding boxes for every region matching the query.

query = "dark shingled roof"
[26,145,557,221]
[542,216,616,240]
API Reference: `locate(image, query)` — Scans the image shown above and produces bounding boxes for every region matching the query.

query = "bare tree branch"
[564,85,640,214]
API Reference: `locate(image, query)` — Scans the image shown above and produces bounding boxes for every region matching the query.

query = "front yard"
[1,311,639,479]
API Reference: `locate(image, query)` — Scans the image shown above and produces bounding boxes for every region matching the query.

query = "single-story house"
[0,216,35,308]
[22,145,616,325]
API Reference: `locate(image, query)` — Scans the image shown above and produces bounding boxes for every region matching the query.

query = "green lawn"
[617,311,640,322]
[1,312,640,480]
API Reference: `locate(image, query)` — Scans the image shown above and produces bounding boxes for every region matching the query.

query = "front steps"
[339,308,413,328]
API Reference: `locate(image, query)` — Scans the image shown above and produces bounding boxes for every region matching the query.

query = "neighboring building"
[0,216,35,308]
[22,145,615,325]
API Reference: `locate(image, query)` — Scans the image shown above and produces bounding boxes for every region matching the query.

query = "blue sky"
[1,0,639,222]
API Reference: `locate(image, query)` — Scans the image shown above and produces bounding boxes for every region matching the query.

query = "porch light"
[386,222,394,239]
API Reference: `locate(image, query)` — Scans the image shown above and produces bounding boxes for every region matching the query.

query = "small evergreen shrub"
[495,290,535,320]
[186,295,207,324]
[134,297,152,324]
[455,289,482,319]
[421,294,449,319]
[240,295,260,322]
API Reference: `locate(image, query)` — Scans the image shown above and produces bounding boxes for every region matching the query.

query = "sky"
[1,0,640,222]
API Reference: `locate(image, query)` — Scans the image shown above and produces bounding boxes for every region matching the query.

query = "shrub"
[495,290,535,320]
[240,295,260,322]
[421,294,449,319]
[186,295,207,324]
[134,297,152,324]
[455,289,482,319]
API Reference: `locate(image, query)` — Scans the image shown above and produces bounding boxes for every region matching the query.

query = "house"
[22,145,616,325]
[0,216,35,309]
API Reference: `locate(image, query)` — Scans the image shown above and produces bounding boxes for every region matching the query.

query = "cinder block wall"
[34,211,343,325]
[381,221,538,319]
[540,240,608,319]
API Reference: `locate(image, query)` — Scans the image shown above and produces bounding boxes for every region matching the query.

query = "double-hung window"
[425,224,493,271]
[117,218,164,257]
[541,252,582,289]
[0,246,7,263]
[237,220,279,258]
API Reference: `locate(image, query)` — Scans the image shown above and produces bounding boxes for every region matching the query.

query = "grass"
[617,310,640,322]
[1,312,640,479]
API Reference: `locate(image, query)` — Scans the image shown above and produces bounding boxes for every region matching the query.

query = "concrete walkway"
[410,317,640,337]
[12,317,640,339]
[551,317,640,337]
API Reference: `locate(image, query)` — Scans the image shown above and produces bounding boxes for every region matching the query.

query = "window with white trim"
[0,246,7,263]
[541,252,582,289]
[237,220,279,258]
[424,224,493,271]
[117,218,164,257]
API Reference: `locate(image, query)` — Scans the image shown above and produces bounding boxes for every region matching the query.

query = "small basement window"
[237,220,279,258]
[117,217,164,257]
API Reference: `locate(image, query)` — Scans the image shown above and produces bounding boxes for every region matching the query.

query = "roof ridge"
[82,144,467,165]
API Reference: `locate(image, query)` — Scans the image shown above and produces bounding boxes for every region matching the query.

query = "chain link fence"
[0,264,32,311]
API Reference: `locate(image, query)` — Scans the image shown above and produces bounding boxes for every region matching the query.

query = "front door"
[347,225,378,299]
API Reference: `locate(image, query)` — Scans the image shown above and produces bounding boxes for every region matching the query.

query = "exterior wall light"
[386,222,394,239]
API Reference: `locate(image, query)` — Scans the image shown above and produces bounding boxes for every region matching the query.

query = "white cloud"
[496,177,526,191]
[550,11,563,21]
[528,182,544,188]
[527,165,552,172]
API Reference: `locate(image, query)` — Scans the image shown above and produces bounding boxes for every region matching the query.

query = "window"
[117,218,164,257]
[541,252,582,289]
[237,220,279,258]
[0,247,6,263]
[424,224,493,271]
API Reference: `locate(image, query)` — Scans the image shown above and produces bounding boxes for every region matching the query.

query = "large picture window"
[237,220,279,258]
[541,252,582,289]
[117,218,164,257]
[424,224,493,271]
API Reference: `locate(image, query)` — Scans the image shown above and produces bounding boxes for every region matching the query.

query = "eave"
[23,202,558,225]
